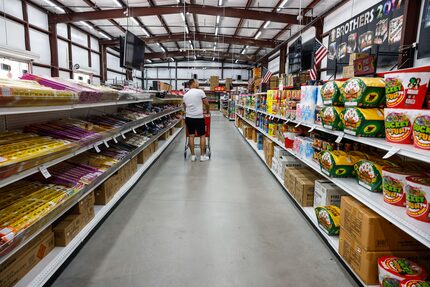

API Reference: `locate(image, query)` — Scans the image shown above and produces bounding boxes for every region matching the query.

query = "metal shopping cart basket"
[184,113,211,159]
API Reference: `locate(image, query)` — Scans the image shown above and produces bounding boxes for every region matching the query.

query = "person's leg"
[189,135,195,156]
[199,135,206,156]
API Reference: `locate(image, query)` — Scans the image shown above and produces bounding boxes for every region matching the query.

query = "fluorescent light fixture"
[263,21,271,29]
[181,12,186,21]
[216,15,220,24]
[218,0,222,6]
[215,26,219,36]
[156,43,161,46]
[43,0,65,13]
[235,59,238,63]
[277,0,289,11]
[141,27,150,36]
[177,0,180,3]
[190,43,194,49]
[170,57,175,61]
[194,55,197,60]
[112,0,122,7]
[146,59,152,63]
[189,40,192,44]
[98,31,111,40]
[185,26,189,34]
[131,18,139,26]
[240,46,248,55]
[213,46,216,51]
[80,21,93,30]
[212,57,215,61]
[255,31,262,39]
[161,46,166,52]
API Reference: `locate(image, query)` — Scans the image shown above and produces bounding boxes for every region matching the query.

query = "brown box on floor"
[53,214,83,246]
[340,196,427,251]
[339,228,430,285]
[294,176,317,206]
[137,147,152,164]
[0,228,54,287]
[284,167,317,193]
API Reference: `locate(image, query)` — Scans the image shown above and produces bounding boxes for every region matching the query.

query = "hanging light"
[277,0,289,12]
[181,12,186,21]
[216,15,220,24]
[161,46,166,52]
[254,31,262,39]
[263,21,271,29]
[98,31,111,40]
[80,21,94,30]
[43,0,65,13]
[215,27,219,36]
[111,0,122,8]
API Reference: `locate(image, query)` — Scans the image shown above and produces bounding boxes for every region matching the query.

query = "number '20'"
[376,0,403,18]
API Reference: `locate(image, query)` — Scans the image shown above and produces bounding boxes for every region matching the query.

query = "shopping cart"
[184,113,211,159]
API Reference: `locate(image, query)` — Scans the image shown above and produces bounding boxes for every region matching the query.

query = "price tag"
[113,137,118,143]
[39,165,51,179]
[295,121,302,128]
[383,147,400,159]
[132,128,137,134]
[335,132,344,143]
[309,125,316,132]
[121,132,126,139]
[94,144,101,153]
[103,140,110,148]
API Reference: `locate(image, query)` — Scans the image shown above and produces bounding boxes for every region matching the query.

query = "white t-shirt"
[183,88,207,118]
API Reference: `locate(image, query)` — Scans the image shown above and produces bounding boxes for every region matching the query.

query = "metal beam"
[145,50,256,62]
[100,33,276,48]
[49,5,312,25]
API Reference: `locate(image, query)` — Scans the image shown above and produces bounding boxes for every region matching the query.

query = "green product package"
[320,81,345,106]
[315,206,341,236]
[320,106,344,130]
[342,77,386,108]
[342,107,385,137]
[355,159,398,193]
[319,150,362,178]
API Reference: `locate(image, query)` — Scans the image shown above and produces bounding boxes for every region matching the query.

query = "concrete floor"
[52,113,356,287]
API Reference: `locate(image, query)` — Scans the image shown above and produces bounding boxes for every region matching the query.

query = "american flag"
[261,70,273,84]
[248,78,255,90]
[310,39,328,81]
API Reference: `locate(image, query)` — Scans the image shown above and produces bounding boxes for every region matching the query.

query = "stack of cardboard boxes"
[313,180,346,207]
[0,228,55,287]
[225,78,233,91]
[271,146,302,179]
[342,53,368,78]
[269,76,279,90]
[339,196,430,285]
[53,192,95,246]
[284,166,323,207]
[94,156,138,205]
[263,137,275,167]
[159,82,172,91]
[209,76,219,91]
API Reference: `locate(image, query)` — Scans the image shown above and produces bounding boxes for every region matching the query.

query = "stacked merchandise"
[271,146,302,179]
[0,78,78,106]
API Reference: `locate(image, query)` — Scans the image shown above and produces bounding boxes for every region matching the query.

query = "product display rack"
[14,126,183,287]
[235,125,377,287]
[0,107,182,189]
[235,112,430,249]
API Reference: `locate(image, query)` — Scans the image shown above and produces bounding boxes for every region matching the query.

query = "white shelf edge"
[0,107,182,188]
[236,105,430,163]
[0,119,181,265]
[0,99,154,115]
[236,113,430,249]
[235,126,377,287]
[15,127,183,287]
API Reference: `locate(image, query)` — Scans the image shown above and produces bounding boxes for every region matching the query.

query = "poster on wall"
[327,0,405,75]
[418,0,430,59]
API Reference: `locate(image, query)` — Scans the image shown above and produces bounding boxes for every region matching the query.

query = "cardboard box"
[342,65,355,78]
[152,140,159,152]
[53,214,82,246]
[340,197,427,251]
[253,67,261,78]
[269,76,279,90]
[159,131,170,141]
[159,82,171,91]
[313,180,346,207]
[137,147,152,164]
[339,228,430,285]
[70,191,95,215]
[0,228,54,287]
[349,53,369,65]
[284,167,318,192]
[294,176,316,206]
[209,76,219,91]
[225,78,233,91]
[94,172,121,205]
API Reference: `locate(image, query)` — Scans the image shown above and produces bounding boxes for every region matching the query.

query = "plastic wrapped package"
[0,78,77,106]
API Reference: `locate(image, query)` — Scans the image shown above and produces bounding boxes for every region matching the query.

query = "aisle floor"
[53,113,356,287]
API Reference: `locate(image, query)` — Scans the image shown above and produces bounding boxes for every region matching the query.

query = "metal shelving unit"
[236,126,377,287]
[15,127,183,287]
[236,112,430,249]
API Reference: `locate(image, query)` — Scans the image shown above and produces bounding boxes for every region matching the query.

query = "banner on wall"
[327,0,405,75]
[418,0,430,59]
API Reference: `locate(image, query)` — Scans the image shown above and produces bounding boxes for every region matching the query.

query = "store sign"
[327,0,405,74]
[354,55,376,76]
[418,0,430,59]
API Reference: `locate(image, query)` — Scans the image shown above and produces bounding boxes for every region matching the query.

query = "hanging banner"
[327,0,405,75]
[418,0,430,59]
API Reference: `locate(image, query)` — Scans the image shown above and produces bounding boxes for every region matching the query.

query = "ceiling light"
[194,55,197,60]
[146,59,152,63]
[216,15,220,24]
[141,27,150,36]
[170,57,175,62]
[263,21,271,29]
[131,18,139,26]
[161,46,166,52]
[98,31,111,40]
[277,0,289,11]
[254,31,262,39]
[212,57,215,61]
[189,40,192,44]
[218,0,222,6]
[213,46,216,51]
[241,46,248,55]
[156,43,160,46]
[43,0,65,13]
[181,12,186,21]
[215,27,219,36]
[235,59,238,63]
[177,0,180,3]
[190,43,194,49]
[80,21,93,30]
[112,0,122,7]
[185,26,189,34]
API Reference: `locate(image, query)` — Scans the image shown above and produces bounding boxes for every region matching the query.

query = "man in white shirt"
[183,79,210,162]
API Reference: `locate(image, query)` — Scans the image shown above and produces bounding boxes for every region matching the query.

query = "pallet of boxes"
[94,155,138,205]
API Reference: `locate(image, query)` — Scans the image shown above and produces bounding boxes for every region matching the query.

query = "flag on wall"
[261,70,273,84]
[310,39,328,81]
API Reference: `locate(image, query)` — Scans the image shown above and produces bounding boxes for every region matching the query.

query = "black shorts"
[186,117,205,136]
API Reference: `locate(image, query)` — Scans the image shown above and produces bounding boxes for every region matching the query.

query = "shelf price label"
[335,132,344,143]
[132,128,137,134]
[383,147,400,159]
[94,144,101,153]
[39,165,51,179]
[103,140,110,148]
[112,136,118,143]
[121,132,126,139]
